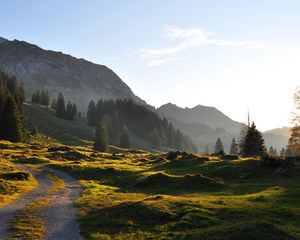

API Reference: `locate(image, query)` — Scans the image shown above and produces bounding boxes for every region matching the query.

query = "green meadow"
[2,136,300,240]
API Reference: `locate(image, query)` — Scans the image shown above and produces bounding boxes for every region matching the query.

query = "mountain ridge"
[0,37,145,110]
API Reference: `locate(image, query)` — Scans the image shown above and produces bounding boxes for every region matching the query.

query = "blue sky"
[1,0,300,130]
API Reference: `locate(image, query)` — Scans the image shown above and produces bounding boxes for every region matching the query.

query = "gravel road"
[41,166,84,240]
[0,165,84,240]
[0,164,52,239]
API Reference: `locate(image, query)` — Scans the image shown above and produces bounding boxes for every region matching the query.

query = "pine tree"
[55,93,66,119]
[120,125,130,148]
[66,101,74,120]
[93,119,109,152]
[87,100,96,126]
[174,129,183,150]
[215,137,224,153]
[241,122,266,157]
[229,138,238,154]
[0,96,24,142]
[280,148,286,157]
[40,89,50,106]
[51,98,57,110]
[269,146,275,156]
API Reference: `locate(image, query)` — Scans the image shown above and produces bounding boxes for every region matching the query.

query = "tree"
[289,87,300,154]
[215,137,224,153]
[40,89,50,106]
[229,138,238,154]
[269,146,275,156]
[93,119,109,152]
[119,125,130,148]
[240,122,266,157]
[55,93,66,119]
[0,96,24,142]
[51,98,57,110]
[280,148,286,157]
[174,129,183,150]
[87,100,96,126]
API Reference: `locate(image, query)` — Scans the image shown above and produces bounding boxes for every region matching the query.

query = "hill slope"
[0,37,145,110]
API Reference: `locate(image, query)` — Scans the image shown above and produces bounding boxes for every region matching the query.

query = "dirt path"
[0,165,84,240]
[41,166,84,240]
[0,164,52,239]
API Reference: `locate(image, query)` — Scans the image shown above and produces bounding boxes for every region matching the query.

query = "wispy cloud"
[137,26,277,65]
[146,57,179,66]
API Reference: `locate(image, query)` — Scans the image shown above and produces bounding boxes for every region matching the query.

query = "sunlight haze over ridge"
[1,0,300,131]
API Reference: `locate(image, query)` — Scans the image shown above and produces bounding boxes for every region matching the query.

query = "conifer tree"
[280,148,286,157]
[269,146,275,156]
[240,122,266,157]
[51,98,57,110]
[174,129,183,150]
[215,137,224,153]
[229,138,238,154]
[0,96,24,142]
[93,119,109,152]
[120,125,130,148]
[87,100,96,126]
[55,93,66,119]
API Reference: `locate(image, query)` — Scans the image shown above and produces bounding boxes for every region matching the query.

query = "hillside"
[0,38,145,110]
[23,103,151,149]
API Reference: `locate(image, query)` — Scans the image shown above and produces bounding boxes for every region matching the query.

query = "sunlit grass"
[2,137,300,239]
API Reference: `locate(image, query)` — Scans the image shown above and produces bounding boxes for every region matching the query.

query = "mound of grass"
[0,171,31,181]
[88,201,176,234]
[0,179,19,194]
[136,172,224,192]
[191,221,298,240]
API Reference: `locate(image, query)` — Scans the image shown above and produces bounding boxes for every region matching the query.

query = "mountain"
[263,127,291,150]
[157,103,243,134]
[157,103,290,152]
[0,38,145,110]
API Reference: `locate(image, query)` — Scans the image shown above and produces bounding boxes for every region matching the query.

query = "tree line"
[0,71,25,142]
[88,99,197,152]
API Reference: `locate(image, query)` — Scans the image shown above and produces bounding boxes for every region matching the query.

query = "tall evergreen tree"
[269,146,275,156]
[40,89,50,106]
[280,148,286,157]
[229,138,238,154]
[174,129,183,150]
[0,96,24,142]
[119,125,130,148]
[215,137,224,153]
[240,122,266,157]
[55,93,66,119]
[87,100,96,126]
[93,119,109,152]
[51,98,57,110]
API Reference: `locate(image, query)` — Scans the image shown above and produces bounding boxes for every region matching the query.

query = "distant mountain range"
[157,103,290,152]
[0,37,291,152]
[0,37,144,110]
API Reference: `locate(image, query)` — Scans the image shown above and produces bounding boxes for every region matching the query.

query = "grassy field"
[0,141,37,207]
[2,136,300,240]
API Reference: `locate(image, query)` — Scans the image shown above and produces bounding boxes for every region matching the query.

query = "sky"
[1,0,300,131]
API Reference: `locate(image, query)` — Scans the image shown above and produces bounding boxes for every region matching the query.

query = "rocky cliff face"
[0,38,145,110]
